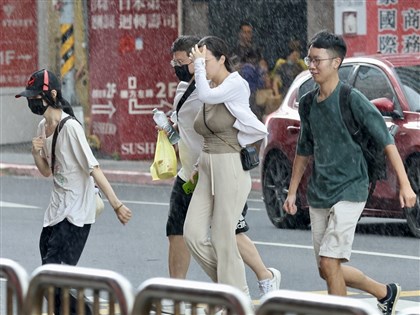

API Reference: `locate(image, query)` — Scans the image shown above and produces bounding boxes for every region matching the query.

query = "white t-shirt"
[38,112,99,227]
[173,81,203,182]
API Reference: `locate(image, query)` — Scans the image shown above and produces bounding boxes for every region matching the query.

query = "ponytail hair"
[56,90,76,117]
[43,90,81,124]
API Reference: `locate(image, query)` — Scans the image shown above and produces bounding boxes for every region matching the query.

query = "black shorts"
[166,176,250,236]
[40,218,91,265]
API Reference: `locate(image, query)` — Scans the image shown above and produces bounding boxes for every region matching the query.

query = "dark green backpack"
[300,84,387,194]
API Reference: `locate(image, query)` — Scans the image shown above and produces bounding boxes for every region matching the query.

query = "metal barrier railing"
[256,290,381,315]
[24,264,134,315]
[4,258,403,315]
[132,277,254,315]
[399,306,420,315]
[0,258,29,315]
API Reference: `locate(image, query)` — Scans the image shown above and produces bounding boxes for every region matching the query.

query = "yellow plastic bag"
[150,130,177,180]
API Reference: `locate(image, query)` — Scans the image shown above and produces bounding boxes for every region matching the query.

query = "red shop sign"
[0,0,38,87]
[88,0,179,160]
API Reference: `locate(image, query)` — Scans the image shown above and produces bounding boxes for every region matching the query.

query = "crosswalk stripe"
[253,241,420,261]
[0,201,39,209]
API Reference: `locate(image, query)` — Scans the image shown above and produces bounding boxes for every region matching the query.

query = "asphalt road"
[1,175,419,311]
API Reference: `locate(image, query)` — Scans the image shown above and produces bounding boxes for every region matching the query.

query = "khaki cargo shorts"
[309,201,366,266]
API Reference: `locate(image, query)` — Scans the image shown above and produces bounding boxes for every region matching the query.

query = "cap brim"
[15,89,41,98]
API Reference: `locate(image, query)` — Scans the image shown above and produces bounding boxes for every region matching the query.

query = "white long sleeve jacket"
[194,57,268,146]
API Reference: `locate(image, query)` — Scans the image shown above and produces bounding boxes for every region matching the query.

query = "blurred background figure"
[232,21,270,122]
[237,50,266,122]
[232,21,263,65]
[272,40,307,99]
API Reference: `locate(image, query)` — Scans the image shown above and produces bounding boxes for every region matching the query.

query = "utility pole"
[59,0,84,126]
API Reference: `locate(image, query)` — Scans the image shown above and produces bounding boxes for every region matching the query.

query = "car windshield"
[395,65,420,112]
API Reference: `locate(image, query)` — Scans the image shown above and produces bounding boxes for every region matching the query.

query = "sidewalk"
[0,143,262,191]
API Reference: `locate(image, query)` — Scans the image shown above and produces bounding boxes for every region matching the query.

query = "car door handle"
[287,126,300,134]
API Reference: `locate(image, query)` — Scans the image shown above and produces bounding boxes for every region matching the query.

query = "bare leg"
[342,265,387,299]
[319,257,387,299]
[168,235,191,279]
[236,233,272,281]
[319,257,347,296]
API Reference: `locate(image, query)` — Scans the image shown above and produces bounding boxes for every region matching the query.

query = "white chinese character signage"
[335,0,419,55]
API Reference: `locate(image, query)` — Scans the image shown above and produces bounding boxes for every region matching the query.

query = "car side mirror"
[371,97,393,112]
[371,97,403,119]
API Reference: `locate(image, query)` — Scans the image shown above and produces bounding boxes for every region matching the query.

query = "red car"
[260,54,420,237]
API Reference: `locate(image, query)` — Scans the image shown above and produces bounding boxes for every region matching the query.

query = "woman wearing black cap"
[16,69,132,314]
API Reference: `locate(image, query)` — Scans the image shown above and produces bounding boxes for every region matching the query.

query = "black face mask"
[174,64,193,82]
[27,98,48,116]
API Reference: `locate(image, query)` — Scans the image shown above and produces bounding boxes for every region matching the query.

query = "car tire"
[262,151,310,229]
[405,155,420,238]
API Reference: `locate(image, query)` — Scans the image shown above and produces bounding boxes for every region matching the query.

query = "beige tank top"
[194,103,241,154]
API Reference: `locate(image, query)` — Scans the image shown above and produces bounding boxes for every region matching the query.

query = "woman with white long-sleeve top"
[183,36,267,300]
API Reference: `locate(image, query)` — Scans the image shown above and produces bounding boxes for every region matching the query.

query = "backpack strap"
[339,83,358,137]
[299,88,318,120]
[51,116,75,174]
[298,87,318,147]
[176,80,196,117]
[338,84,379,196]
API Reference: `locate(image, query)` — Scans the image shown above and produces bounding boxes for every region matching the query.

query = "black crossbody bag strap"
[51,116,74,174]
[202,104,240,152]
[176,80,196,116]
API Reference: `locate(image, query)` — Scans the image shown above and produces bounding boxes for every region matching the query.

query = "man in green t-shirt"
[283,30,416,315]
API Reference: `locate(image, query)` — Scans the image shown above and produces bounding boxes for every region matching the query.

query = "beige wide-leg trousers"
[184,151,251,296]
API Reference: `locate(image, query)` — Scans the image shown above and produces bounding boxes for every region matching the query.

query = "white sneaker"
[161,299,186,315]
[257,267,281,297]
[204,305,225,315]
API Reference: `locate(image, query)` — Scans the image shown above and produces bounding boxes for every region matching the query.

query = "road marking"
[311,290,420,297]
[0,201,39,209]
[118,200,265,210]
[120,200,418,260]
[401,291,420,297]
[253,241,420,261]
[119,200,169,206]
[247,198,263,203]
[113,200,418,260]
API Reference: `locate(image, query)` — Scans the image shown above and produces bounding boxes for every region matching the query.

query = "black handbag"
[240,146,259,170]
[203,105,259,171]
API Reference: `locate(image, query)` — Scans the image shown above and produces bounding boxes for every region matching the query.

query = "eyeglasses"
[170,59,191,67]
[304,56,336,67]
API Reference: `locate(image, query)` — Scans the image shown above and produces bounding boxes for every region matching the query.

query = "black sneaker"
[377,283,401,315]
